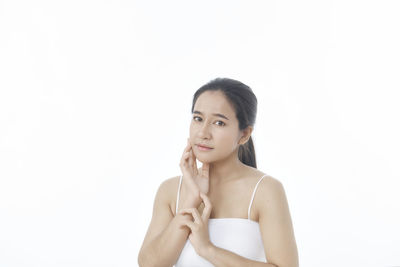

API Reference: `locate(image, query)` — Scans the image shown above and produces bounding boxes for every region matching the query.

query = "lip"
[196,144,213,150]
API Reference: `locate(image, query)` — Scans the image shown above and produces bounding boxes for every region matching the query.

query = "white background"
[1,1,399,266]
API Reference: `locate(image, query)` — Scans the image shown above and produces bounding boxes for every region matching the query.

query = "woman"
[138,78,299,267]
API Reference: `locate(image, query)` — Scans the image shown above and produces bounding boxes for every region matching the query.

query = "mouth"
[196,144,213,150]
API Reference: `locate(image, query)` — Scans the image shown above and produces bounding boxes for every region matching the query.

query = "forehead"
[194,90,235,116]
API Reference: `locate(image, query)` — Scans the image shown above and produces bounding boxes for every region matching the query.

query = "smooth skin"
[138,91,299,267]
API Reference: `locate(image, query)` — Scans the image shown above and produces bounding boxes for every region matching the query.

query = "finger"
[180,149,192,166]
[183,140,190,153]
[181,140,193,166]
[179,220,197,232]
[192,151,198,170]
[199,193,212,220]
[179,208,203,224]
[190,148,198,175]
[182,139,194,171]
[179,152,191,172]
[179,208,196,215]
[182,151,190,160]
[182,139,192,157]
[179,154,197,184]
[188,147,193,169]
[179,208,202,223]
[180,145,190,163]
[182,153,190,165]
[179,145,201,192]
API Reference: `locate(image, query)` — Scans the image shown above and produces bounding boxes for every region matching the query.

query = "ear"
[238,126,253,145]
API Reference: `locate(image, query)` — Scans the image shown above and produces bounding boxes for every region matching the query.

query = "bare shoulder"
[259,174,284,191]
[257,174,286,202]
[249,172,286,218]
[160,175,180,190]
[243,166,280,188]
[242,166,284,200]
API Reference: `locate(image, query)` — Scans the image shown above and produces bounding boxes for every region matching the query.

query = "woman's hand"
[179,139,210,208]
[178,192,214,257]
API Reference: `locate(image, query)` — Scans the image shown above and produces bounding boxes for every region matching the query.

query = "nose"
[197,121,211,139]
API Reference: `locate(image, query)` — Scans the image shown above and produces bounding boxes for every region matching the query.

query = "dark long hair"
[191,78,258,168]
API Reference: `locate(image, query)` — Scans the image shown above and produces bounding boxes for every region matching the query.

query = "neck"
[208,149,246,184]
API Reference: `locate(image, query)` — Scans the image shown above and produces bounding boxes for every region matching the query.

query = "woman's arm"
[199,245,278,267]
[139,140,210,266]
[137,177,196,267]
[257,177,299,267]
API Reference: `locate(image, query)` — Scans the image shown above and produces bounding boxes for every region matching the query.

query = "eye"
[192,116,225,126]
[193,116,202,122]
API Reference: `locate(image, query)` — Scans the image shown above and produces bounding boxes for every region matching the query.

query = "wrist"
[180,184,201,207]
[180,195,201,209]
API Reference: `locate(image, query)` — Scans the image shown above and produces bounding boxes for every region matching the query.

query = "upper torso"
[169,166,268,220]
[169,167,271,266]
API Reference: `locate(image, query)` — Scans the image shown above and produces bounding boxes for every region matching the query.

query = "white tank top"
[174,174,268,266]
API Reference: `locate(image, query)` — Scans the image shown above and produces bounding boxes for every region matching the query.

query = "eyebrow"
[193,110,229,120]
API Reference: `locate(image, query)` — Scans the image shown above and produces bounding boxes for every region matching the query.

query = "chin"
[198,159,213,164]
[195,155,215,164]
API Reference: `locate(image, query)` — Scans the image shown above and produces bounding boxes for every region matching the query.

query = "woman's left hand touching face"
[178,192,214,257]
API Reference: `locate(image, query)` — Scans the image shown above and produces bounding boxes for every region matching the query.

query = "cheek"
[219,136,237,149]
[216,128,236,141]
[189,124,195,138]
[189,125,198,145]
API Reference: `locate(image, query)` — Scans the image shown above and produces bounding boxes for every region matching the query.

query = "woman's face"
[189,90,244,163]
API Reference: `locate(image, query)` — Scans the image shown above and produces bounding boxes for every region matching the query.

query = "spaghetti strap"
[175,175,183,215]
[248,174,268,220]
